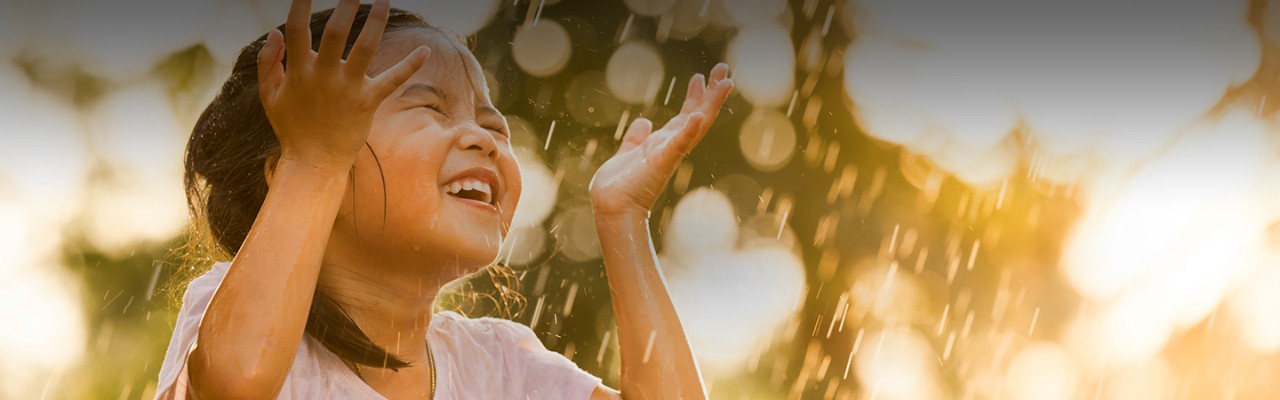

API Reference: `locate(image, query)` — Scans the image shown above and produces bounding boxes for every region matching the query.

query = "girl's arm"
[590,212,702,400]
[185,0,426,397]
[588,64,734,400]
[188,158,351,398]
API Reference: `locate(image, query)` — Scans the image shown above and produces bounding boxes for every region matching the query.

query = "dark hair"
[183,5,447,370]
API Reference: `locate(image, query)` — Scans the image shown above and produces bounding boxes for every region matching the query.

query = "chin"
[451,230,505,269]
[433,196,509,266]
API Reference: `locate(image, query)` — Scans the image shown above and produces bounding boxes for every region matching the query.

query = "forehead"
[373,28,491,105]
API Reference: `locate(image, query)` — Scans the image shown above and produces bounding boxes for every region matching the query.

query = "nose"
[456,123,499,160]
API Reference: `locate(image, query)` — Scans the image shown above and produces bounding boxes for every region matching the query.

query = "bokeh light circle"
[512,19,573,78]
[499,224,547,267]
[510,147,558,229]
[738,108,797,172]
[853,327,942,399]
[849,260,928,325]
[664,188,739,261]
[553,206,602,262]
[664,246,806,377]
[605,41,666,104]
[727,24,795,107]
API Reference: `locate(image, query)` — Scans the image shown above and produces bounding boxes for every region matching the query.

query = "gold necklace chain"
[351,342,436,399]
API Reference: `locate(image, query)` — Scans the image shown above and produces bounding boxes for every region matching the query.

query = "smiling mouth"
[442,182,500,216]
[442,177,495,205]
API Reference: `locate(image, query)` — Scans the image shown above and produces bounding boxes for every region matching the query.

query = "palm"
[589,64,734,216]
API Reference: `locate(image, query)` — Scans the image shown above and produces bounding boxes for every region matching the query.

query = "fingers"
[317,0,360,64]
[704,75,734,117]
[285,0,313,63]
[371,46,431,98]
[618,118,653,154]
[709,63,729,84]
[699,63,733,112]
[347,0,391,76]
[671,63,732,140]
[681,73,706,114]
[690,63,733,126]
[659,112,705,167]
[676,112,705,150]
[680,63,731,114]
[257,30,287,99]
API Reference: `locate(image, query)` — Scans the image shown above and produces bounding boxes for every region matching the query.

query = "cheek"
[505,162,524,214]
[367,143,452,221]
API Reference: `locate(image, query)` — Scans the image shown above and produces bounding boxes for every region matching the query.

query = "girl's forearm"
[594,210,707,400]
[188,157,351,398]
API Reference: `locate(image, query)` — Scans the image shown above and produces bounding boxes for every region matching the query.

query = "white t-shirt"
[155,262,602,399]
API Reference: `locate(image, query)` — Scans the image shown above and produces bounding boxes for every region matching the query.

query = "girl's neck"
[316,254,456,364]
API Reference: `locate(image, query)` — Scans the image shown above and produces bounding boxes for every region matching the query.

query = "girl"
[156,0,733,399]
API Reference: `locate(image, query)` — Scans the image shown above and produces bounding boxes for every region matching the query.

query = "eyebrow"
[400,83,449,103]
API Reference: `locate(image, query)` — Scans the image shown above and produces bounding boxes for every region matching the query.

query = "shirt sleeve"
[490,318,604,400]
[154,262,231,400]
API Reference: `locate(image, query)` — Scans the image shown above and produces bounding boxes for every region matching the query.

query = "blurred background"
[4,0,1280,398]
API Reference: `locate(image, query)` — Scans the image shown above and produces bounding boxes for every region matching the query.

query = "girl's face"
[332,28,522,275]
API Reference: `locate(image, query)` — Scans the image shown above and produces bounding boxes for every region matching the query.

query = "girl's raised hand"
[257,0,429,169]
[589,63,734,218]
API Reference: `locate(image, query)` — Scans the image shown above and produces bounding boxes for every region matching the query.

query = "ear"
[264,151,281,188]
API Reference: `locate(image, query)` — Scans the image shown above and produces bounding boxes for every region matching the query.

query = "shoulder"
[155,261,233,398]
[169,261,231,329]
[430,310,540,346]
[427,311,551,376]
[429,312,602,399]
[179,261,231,308]
[157,261,376,399]
[170,261,232,334]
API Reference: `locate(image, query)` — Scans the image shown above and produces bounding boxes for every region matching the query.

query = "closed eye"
[421,103,447,116]
[485,125,509,137]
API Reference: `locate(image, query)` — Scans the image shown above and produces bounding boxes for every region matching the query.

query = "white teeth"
[443,178,495,204]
